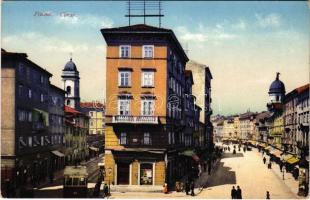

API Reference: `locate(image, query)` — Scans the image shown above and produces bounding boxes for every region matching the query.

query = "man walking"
[263,157,266,164]
[190,181,195,196]
[236,185,242,199]
[231,186,237,199]
[266,191,270,199]
[185,179,190,195]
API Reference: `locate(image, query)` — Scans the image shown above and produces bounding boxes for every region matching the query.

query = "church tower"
[61,57,80,109]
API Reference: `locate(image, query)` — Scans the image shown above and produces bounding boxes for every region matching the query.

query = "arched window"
[67,100,71,106]
[276,95,279,102]
[66,86,71,95]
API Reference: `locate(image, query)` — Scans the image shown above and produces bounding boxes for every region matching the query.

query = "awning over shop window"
[282,154,293,161]
[270,149,282,158]
[264,146,272,151]
[287,156,299,165]
[179,150,200,162]
[51,150,65,157]
[89,147,99,152]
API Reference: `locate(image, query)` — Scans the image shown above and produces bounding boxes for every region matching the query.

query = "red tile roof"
[65,106,82,114]
[296,83,309,94]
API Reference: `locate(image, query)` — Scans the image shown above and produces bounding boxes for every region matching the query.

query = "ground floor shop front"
[104,149,197,188]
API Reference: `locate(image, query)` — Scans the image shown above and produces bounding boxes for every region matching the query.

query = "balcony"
[112,115,158,124]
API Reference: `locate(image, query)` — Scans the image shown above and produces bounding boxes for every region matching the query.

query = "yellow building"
[233,116,241,139]
[80,102,105,135]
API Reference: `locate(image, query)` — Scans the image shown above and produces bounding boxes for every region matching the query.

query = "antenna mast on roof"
[126,0,164,27]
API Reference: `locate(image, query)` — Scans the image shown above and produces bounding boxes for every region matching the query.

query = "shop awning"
[51,150,65,157]
[282,154,293,161]
[270,149,282,158]
[89,147,99,152]
[287,156,299,165]
[179,150,200,162]
[264,146,272,151]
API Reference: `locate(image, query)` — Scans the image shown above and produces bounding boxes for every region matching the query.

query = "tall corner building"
[100,24,205,187]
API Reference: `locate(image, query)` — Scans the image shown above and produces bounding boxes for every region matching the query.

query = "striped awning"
[51,150,65,157]
[270,149,282,158]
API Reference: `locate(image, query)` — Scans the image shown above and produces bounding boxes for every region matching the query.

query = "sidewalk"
[256,149,302,199]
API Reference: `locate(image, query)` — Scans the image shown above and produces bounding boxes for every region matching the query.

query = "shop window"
[140,163,153,185]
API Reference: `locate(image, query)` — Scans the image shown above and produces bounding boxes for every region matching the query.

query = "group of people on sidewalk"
[231,185,242,199]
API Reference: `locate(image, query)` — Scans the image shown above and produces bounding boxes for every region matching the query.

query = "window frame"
[141,70,154,87]
[143,132,151,145]
[119,45,131,58]
[118,99,131,116]
[142,45,154,58]
[141,99,155,116]
[118,70,131,87]
[120,132,127,145]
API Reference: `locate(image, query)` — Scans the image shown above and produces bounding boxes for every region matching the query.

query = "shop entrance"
[117,163,129,185]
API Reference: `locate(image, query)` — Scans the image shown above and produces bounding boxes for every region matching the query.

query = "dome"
[63,58,77,71]
[269,72,285,94]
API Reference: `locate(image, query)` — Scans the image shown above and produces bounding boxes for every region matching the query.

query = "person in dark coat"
[190,181,195,196]
[266,191,270,199]
[103,183,109,197]
[263,157,266,164]
[185,180,190,195]
[231,186,237,199]
[236,185,242,199]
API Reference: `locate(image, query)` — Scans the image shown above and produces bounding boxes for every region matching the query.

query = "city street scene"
[1,0,309,199]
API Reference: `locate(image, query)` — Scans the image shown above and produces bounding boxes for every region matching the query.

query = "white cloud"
[54,14,113,28]
[232,19,247,30]
[176,26,208,42]
[255,13,281,28]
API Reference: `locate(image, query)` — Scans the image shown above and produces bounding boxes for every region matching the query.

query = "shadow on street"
[222,152,244,158]
[205,161,236,187]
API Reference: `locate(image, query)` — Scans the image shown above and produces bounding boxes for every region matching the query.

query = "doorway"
[117,163,129,184]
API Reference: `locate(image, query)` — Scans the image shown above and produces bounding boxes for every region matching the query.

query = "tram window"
[80,178,86,185]
[73,178,79,185]
[65,178,72,186]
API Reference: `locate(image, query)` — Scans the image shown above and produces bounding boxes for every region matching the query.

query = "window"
[40,94,44,102]
[66,86,71,95]
[141,99,154,116]
[119,71,131,87]
[118,99,130,115]
[120,132,127,145]
[143,132,151,145]
[66,100,71,106]
[143,45,154,58]
[28,89,32,99]
[90,112,93,117]
[41,136,44,146]
[119,45,130,58]
[19,137,27,148]
[18,85,23,97]
[142,71,154,87]
[28,137,32,147]
[168,132,171,145]
[40,75,44,84]
[28,112,32,122]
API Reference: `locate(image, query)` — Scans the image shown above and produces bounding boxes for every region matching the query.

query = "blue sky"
[2,1,309,115]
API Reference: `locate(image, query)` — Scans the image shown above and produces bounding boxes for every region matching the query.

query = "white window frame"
[143,132,151,145]
[28,136,32,147]
[40,93,44,102]
[118,99,131,116]
[119,45,131,58]
[142,71,154,87]
[142,45,154,58]
[118,70,131,87]
[141,99,154,116]
[120,132,127,145]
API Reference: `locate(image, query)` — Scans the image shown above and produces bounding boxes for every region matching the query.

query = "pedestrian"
[266,191,270,199]
[231,186,237,199]
[190,181,195,196]
[236,185,242,199]
[263,157,266,164]
[268,162,272,169]
[103,183,109,198]
[280,163,283,172]
[185,180,190,195]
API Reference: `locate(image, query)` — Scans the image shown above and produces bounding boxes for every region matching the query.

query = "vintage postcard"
[1,0,309,199]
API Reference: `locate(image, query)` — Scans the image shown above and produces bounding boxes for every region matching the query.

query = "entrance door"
[117,163,129,185]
